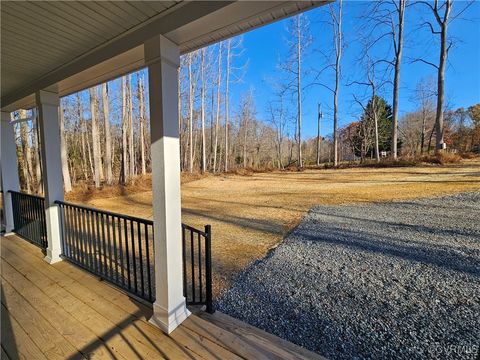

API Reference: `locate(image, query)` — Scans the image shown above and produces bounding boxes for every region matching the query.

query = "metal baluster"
[182,225,187,299]
[79,208,87,267]
[101,213,108,277]
[198,231,203,303]
[118,217,125,287]
[95,211,102,276]
[106,214,113,280]
[205,225,213,313]
[86,210,94,272]
[137,222,144,298]
[130,220,137,294]
[124,218,131,290]
[190,229,195,303]
[112,216,119,284]
[145,223,152,302]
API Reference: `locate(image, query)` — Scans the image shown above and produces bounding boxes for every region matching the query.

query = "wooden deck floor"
[1,234,324,360]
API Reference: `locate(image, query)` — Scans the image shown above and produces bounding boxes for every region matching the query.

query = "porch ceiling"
[1,1,327,112]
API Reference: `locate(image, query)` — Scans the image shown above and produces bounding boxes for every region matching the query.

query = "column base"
[44,248,62,264]
[149,298,190,334]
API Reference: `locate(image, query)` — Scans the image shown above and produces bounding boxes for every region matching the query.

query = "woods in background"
[11,0,479,194]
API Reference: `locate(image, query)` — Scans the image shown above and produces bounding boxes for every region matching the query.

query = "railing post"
[1,111,20,233]
[36,90,63,264]
[204,225,214,314]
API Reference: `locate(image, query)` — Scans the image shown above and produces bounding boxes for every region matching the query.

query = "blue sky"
[229,0,480,139]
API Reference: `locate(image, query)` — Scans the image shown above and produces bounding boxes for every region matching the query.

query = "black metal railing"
[9,193,214,312]
[9,190,47,249]
[55,200,155,303]
[182,223,214,313]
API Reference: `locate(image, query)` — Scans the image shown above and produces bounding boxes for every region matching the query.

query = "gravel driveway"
[217,192,480,360]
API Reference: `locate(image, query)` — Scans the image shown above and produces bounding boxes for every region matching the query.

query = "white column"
[36,90,63,264]
[1,111,20,233]
[145,34,189,334]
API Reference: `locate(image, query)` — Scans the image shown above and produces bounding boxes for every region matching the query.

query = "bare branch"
[410,58,440,69]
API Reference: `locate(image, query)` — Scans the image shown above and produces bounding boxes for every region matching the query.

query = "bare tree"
[138,75,147,175]
[415,0,469,153]
[366,0,406,159]
[312,3,342,166]
[32,109,43,193]
[128,74,135,180]
[225,39,231,172]
[200,48,207,173]
[59,104,72,192]
[213,42,223,173]
[331,0,343,166]
[316,103,323,166]
[102,83,113,185]
[391,0,406,159]
[414,77,436,154]
[121,76,128,184]
[267,90,288,169]
[280,14,312,169]
[89,87,101,188]
[187,51,199,173]
[18,110,31,191]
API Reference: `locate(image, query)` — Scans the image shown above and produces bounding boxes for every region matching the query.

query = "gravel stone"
[217,192,480,360]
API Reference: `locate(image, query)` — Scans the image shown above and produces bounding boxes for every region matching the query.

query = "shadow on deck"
[0,234,324,360]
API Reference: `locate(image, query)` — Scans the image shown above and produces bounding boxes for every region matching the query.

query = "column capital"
[144,35,180,68]
[36,90,59,107]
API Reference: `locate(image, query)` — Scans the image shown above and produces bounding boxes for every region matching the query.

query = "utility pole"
[316,103,323,166]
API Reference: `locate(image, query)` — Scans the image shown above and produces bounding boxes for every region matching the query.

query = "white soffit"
[1,1,328,112]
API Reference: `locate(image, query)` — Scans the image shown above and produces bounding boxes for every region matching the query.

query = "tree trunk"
[77,94,88,180]
[435,0,451,153]
[391,0,405,159]
[297,17,303,169]
[316,103,321,166]
[89,87,101,188]
[138,75,147,175]
[121,76,128,184]
[213,43,223,173]
[19,111,31,192]
[188,53,195,173]
[332,0,343,167]
[225,40,231,172]
[102,83,113,185]
[200,49,206,173]
[59,105,72,192]
[373,97,380,163]
[128,75,135,180]
[420,109,427,154]
[32,109,43,194]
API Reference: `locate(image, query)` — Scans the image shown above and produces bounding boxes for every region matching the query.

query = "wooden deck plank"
[2,240,243,360]
[2,236,243,360]
[1,243,183,360]
[2,234,325,360]
[195,311,326,360]
[1,279,84,360]
[9,235,150,318]
[0,257,120,360]
[1,304,48,360]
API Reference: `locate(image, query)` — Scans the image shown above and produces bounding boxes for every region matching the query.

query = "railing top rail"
[8,190,45,201]
[55,200,154,225]
[182,223,207,237]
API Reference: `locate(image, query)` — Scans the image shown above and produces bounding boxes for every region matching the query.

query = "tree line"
[11,0,479,194]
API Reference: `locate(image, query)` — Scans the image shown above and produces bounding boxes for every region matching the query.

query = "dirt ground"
[78,159,480,297]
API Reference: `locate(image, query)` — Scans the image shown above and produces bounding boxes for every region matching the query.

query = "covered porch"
[1,1,328,358]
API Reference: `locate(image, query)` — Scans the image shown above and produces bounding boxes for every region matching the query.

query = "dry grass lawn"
[74,159,480,297]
